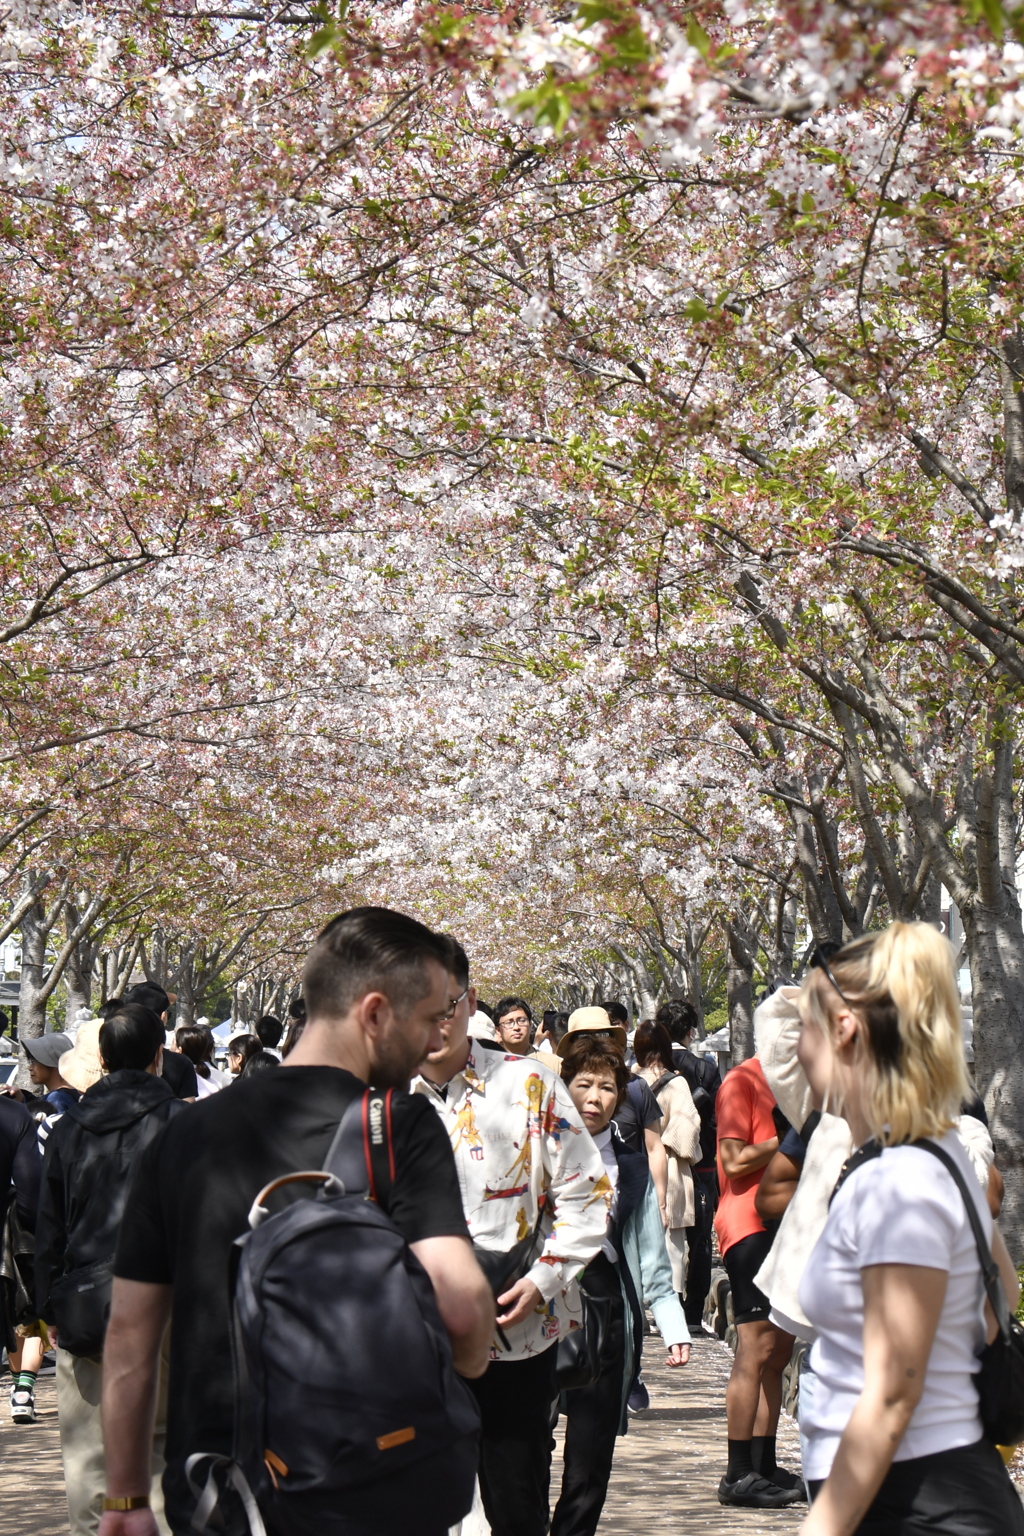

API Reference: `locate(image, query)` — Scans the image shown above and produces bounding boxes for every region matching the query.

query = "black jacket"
[161,1049,198,1099]
[0,1096,42,1233]
[35,1070,185,1321]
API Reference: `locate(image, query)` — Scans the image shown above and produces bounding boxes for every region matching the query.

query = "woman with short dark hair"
[550,1036,690,1536]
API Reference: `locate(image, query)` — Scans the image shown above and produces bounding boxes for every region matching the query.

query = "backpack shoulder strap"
[650,1071,678,1098]
[914,1139,1009,1336]
[698,1055,717,1089]
[321,1088,397,1211]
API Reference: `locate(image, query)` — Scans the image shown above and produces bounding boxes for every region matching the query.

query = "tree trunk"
[726,921,755,1064]
[1001,331,1024,524]
[63,903,98,1029]
[64,938,92,1030]
[175,947,196,1027]
[18,895,49,1043]
[691,948,706,1037]
[962,900,1024,1260]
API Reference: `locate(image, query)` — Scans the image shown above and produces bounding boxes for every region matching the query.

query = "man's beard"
[368,1028,426,1091]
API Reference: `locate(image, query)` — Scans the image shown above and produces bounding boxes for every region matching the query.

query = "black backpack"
[186,1088,480,1535]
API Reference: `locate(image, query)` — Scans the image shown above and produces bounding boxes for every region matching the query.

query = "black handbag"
[831,1136,1024,1447]
[914,1141,1024,1447]
[556,1288,613,1392]
[473,1206,546,1302]
[48,1258,113,1358]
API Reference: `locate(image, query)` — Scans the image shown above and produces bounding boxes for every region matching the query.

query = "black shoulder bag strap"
[828,1138,1009,1334]
[800,1109,822,1146]
[829,1137,882,1206]
[914,1140,1010,1336]
[650,1071,678,1099]
[321,1088,396,1213]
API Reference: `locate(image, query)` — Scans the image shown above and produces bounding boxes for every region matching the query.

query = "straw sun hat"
[59,1018,105,1094]
[555,1006,628,1059]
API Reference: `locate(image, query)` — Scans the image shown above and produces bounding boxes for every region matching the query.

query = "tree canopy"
[2,0,1024,1220]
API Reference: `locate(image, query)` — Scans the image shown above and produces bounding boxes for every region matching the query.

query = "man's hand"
[667,1343,690,1367]
[98,1511,159,1536]
[496,1277,543,1329]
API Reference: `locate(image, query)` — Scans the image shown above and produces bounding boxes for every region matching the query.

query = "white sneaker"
[10,1386,36,1424]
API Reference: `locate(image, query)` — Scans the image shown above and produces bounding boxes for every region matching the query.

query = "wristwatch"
[102,1496,150,1511]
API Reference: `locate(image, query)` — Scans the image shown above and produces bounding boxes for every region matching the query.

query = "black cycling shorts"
[723,1228,774,1324]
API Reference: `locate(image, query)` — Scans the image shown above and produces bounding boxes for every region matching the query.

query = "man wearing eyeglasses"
[412,937,610,1536]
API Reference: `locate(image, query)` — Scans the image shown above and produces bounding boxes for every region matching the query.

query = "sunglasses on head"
[819,955,852,1006]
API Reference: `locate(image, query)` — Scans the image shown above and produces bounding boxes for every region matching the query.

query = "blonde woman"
[796,921,1022,1536]
[632,1021,702,1290]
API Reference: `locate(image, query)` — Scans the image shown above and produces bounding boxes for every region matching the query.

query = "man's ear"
[355,990,392,1038]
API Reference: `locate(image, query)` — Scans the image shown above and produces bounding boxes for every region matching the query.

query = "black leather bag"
[48,1258,113,1358]
[915,1141,1024,1447]
[473,1216,545,1303]
[473,1209,547,1355]
[556,1289,613,1392]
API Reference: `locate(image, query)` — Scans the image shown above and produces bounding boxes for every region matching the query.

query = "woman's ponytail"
[805,920,970,1145]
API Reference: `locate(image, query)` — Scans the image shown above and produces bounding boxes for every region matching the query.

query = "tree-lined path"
[3,5,1024,1234]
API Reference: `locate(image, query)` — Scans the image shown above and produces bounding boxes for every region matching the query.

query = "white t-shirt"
[798,1129,989,1480]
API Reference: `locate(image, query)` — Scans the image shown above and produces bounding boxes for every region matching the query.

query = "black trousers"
[808,1437,1024,1535]
[682,1167,718,1327]
[469,1344,558,1536]
[549,1254,627,1536]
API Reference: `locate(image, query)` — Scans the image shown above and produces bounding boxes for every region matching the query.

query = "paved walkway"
[0,1370,66,1534]
[583,1332,804,1534]
[0,1337,805,1535]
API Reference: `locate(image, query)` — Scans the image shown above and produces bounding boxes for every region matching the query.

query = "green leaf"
[684,296,709,321]
[510,82,574,135]
[424,9,469,43]
[306,22,340,58]
[981,0,1005,37]
[800,190,815,214]
[687,15,711,57]
[612,23,651,63]
[962,0,1005,36]
[577,0,627,26]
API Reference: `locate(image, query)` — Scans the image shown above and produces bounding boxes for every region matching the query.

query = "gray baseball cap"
[23,1033,74,1069]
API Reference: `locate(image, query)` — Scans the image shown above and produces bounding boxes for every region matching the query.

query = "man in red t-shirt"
[714,1055,801,1509]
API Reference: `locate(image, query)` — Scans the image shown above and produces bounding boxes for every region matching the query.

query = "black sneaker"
[767,1465,806,1497]
[718,1472,802,1508]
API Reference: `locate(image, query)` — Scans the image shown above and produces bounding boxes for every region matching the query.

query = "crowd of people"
[0,910,1020,1536]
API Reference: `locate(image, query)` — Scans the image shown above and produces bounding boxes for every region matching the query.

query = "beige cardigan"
[635,1067,702,1229]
